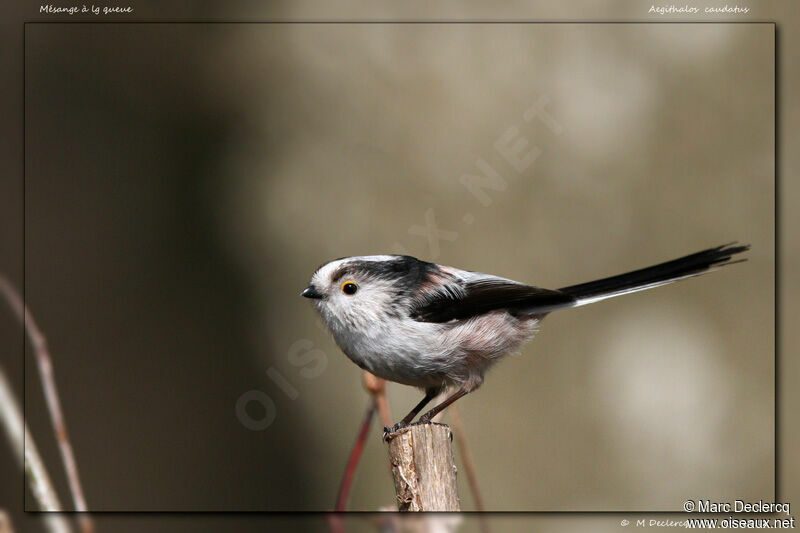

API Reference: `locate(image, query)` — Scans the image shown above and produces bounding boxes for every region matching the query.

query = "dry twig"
[449,405,488,532]
[449,405,484,511]
[385,423,460,511]
[329,397,377,533]
[362,371,392,427]
[334,400,376,512]
[0,277,92,533]
[0,367,71,533]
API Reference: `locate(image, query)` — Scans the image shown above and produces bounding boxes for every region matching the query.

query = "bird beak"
[301,285,324,299]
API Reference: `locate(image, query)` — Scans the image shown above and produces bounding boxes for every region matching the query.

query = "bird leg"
[418,387,469,424]
[386,387,440,434]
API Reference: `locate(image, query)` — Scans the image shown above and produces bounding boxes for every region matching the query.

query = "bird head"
[301,255,411,327]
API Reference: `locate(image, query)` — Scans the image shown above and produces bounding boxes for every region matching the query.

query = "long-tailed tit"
[301,243,748,432]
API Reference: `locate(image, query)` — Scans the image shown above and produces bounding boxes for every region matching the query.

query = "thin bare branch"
[449,405,487,526]
[0,277,92,533]
[328,399,377,533]
[334,400,376,512]
[0,367,71,533]
[362,372,393,427]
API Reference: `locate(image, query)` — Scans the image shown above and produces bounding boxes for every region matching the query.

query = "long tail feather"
[557,243,749,308]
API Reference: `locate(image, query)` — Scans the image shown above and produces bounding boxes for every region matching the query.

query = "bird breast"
[325,308,540,388]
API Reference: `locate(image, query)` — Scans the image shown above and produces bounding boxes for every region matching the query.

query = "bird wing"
[409,273,574,323]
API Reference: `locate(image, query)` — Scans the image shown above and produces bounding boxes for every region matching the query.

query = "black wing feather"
[407,243,749,323]
[410,278,573,323]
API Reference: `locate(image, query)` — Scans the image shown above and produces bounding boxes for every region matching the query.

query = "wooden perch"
[385,422,460,511]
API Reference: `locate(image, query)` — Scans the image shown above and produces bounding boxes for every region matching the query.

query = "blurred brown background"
[1,1,797,532]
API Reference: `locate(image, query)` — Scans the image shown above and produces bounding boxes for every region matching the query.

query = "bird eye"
[341,281,358,295]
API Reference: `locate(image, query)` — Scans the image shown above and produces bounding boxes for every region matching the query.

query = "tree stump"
[385,422,460,511]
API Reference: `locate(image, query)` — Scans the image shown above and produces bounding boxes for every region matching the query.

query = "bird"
[301,243,748,434]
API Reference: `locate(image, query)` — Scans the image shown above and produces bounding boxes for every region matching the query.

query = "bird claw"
[382,422,409,441]
[382,419,451,441]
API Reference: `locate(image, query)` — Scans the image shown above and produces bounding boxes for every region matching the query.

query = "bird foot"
[382,420,450,441]
[382,422,409,441]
